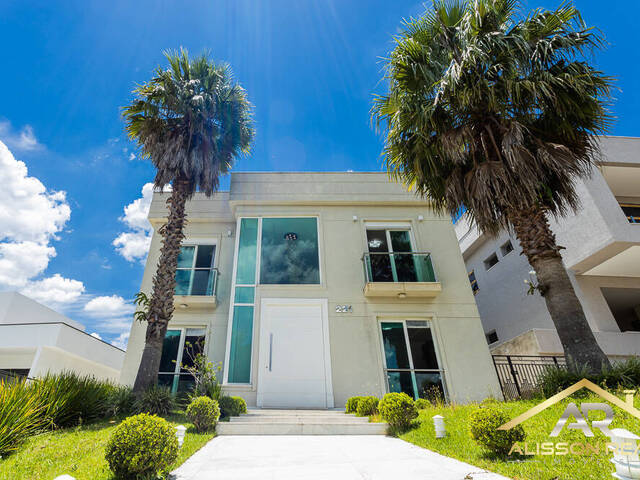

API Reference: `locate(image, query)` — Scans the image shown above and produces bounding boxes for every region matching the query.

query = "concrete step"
[229,415,371,423]
[216,421,387,435]
[243,409,346,416]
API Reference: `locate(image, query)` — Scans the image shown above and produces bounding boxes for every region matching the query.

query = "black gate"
[492,355,566,400]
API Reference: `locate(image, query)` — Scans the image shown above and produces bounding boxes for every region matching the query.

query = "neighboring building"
[0,292,124,381]
[120,172,501,407]
[455,136,640,360]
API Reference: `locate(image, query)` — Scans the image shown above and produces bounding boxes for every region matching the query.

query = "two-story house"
[456,136,640,360]
[120,172,501,408]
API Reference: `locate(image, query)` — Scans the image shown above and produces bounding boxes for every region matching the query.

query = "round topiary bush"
[378,392,418,431]
[219,396,247,418]
[186,396,220,432]
[469,406,525,455]
[414,398,430,410]
[345,396,363,414]
[356,396,379,417]
[105,413,179,479]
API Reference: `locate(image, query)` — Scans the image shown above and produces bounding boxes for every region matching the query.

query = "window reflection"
[260,218,320,284]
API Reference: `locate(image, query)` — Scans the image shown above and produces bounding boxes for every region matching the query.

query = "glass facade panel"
[260,218,320,284]
[386,371,414,397]
[177,246,195,268]
[381,322,410,369]
[175,270,191,295]
[195,245,215,268]
[181,329,206,371]
[159,329,181,373]
[415,372,445,401]
[228,306,254,383]
[234,286,255,304]
[236,218,258,285]
[407,327,439,370]
[191,270,211,295]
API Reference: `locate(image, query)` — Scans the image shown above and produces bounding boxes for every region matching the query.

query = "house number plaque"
[335,305,353,313]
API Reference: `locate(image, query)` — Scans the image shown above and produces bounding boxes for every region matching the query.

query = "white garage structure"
[0,292,124,382]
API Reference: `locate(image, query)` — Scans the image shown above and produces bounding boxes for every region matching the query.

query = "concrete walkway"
[171,435,511,480]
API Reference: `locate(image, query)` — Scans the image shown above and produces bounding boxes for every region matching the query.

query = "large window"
[175,245,217,295]
[158,328,206,394]
[365,228,435,283]
[260,217,320,284]
[380,321,445,401]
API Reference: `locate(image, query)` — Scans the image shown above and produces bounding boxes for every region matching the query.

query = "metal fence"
[492,355,567,400]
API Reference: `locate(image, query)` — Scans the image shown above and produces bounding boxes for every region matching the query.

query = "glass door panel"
[386,371,414,397]
[366,230,393,282]
[381,322,410,369]
[407,327,439,370]
[389,230,417,282]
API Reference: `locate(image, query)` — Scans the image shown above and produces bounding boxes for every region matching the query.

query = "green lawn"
[399,393,640,480]
[0,412,215,480]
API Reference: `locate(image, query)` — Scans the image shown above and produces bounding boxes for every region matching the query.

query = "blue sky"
[0,0,638,348]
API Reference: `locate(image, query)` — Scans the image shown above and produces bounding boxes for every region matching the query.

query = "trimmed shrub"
[469,406,525,455]
[415,398,430,410]
[135,386,175,416]
[186,396,220,432]
[0,379,45,456]
[219,396,247,418]
[105,413,179,479]
[345,396,363,414]
[378,393,418,431]
[356,396,379,417]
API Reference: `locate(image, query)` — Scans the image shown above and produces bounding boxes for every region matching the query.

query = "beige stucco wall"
[120,173,502,404]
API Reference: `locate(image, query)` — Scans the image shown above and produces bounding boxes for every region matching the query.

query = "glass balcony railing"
[174,268,219,296]
[621,204,640,224]
[363,252,436,283]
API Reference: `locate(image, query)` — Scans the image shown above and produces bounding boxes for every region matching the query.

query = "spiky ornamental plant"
[123,48,254,392]
[373,0,613,372]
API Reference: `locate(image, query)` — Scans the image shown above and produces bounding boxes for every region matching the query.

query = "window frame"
[175,240,219,296]
[158,326,207,394]
[483,252,499,271]
[377,318,448,401]
[485,330,499,345]
[500,240,514,256]
[468,270,479,295]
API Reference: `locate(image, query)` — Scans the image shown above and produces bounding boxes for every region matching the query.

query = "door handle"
[268,333,273,371]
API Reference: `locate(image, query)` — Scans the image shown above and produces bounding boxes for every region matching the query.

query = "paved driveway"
[171,435,510,480]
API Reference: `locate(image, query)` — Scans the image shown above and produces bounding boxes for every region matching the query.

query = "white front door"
[257,299,333,408]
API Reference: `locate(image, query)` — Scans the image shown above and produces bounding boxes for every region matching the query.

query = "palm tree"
[372,0,613,372]
[123,48,254,392]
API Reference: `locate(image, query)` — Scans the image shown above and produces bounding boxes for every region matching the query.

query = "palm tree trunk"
[133,180,189,393]
[508,205,611,373]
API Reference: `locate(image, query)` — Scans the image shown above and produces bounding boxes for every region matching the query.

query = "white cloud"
[21,274,85,306]
[0,121,42,151]
[113,183,170,263]
[90,332,102,340]
[111,331,130,350]
[0,140,85,308]
[84,295,135,318]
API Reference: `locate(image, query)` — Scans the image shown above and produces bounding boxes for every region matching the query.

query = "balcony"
[362,252,442,298]
[174,268,219,309]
